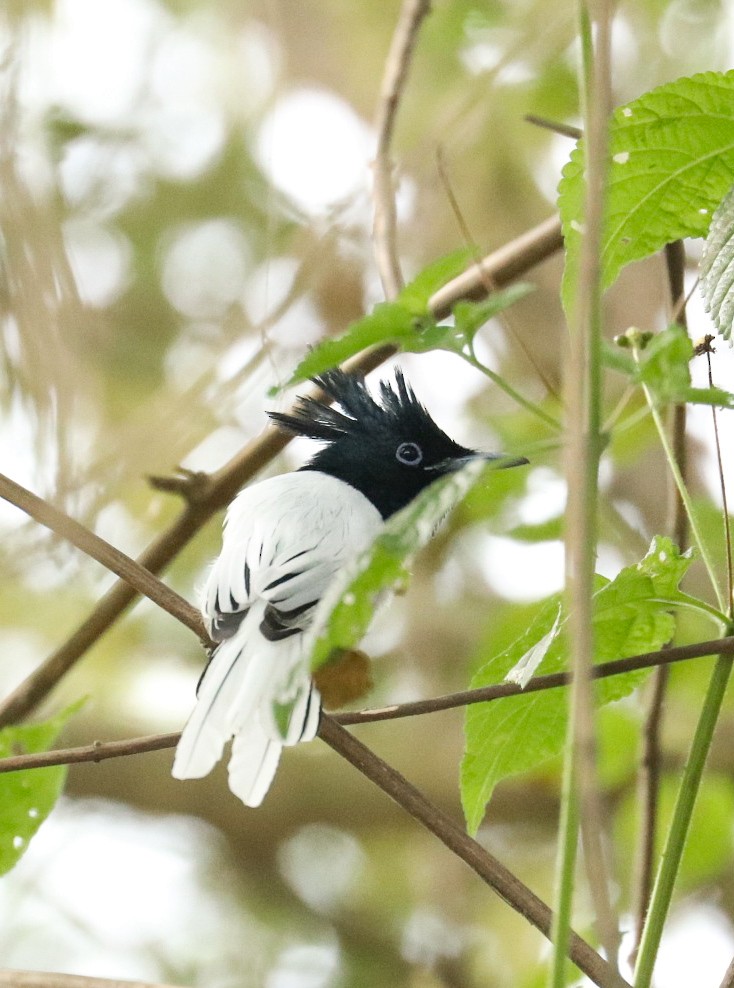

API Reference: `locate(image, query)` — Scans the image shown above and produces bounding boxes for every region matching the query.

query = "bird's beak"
[432,452,529,474]
[485,453,529,469]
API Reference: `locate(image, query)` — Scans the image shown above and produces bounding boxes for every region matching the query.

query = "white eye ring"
[396,442,423,466]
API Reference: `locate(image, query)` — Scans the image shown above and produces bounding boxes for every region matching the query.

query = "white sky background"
[3,0,734,985]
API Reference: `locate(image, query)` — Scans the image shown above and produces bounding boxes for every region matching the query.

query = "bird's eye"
[396,441,423,466]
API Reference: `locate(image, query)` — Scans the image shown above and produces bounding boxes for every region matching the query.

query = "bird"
[172,367,527,807]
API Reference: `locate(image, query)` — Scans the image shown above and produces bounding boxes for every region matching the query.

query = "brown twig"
[428,214,563,318]
[2,636,730,776]
[719,955,734,988]
[372,0,431,299]
[317,716,630,988]
[0,971,179,988]
[631,240,689,961]
[705,348,733,613]
[435,148,559,401]
[524,114,583,140]
[0,219,563,730]
[0,733,181,773]
[0,472,209,645]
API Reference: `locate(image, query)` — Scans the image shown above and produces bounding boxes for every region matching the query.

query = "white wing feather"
[173,472,381,807]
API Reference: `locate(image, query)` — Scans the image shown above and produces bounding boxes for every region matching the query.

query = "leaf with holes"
[701,180,734,340]
[0,700,84,875]
[559,69,734,311]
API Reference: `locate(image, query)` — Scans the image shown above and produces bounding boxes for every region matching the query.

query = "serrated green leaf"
[278,302,417,389]
[631,325,734,408]
[683,386,734,408]
[277,259,531,390]
[701,180,734,340]
[306,460,503,671]
[0,699,84,875]
[637,325,693,403]
[400,285,535,358]
[461,537,693,834]
[560,69,734,311]
[452,285,535,342]
[397,248,473,315]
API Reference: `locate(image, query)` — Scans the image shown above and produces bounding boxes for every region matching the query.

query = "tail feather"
[228,724,282,807]
[172,636,246,780]
[173,604,321,805]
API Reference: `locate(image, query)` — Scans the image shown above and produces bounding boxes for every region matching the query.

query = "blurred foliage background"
[2,0,734,986]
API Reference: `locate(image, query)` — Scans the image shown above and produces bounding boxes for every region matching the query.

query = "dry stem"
[372,0,431,298]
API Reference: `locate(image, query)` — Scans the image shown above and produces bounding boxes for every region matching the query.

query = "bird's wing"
[203,473,379,643]
[173,473,381,805]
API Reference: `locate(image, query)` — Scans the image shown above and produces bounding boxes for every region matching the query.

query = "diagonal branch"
[0,971,180,988]
[0,472,209,645]
[317,716,630,988]
[0,217,563,730]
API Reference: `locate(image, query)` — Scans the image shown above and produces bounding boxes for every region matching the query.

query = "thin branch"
[0,218,563,730]
[705,344,733,613]
[631,657,668,961]
[630,240,689,963]
[0,472,209,645]
[0,971,180,988]
[338,635,733,724]
[317,716,630,988]
[2,636,730,776]
[435,147,560,403]
[428,214,563,317]
[524,114,583,140]
[0,733,181,773]
[719,955,734,988]
[372,0,431,299]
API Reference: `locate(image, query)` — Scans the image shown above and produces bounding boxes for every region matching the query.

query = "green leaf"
[633,324,734,409]
[0,700,83,875]
[451,286,535,344]
[306,459,502,671]
[400,286,535,358]
[278,302,417,389]
[636,324,693,403]
[683,386,734,408]
[277,261,532,390]
[701,180,734,340]
[397,248,473,315]
[461,537,693,834]
[559,69,734,311]
[506,516,564,542]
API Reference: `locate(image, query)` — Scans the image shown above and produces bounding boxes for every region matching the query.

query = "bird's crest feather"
[269,367,437,443]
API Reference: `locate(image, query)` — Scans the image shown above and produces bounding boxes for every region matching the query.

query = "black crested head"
[269,367,526,518]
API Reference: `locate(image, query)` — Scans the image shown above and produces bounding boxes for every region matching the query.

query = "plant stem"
[462,350,561,429]
[549,756,581,988]
[637,375,725,614]
[552,0,619,978]
[633,649,734,987]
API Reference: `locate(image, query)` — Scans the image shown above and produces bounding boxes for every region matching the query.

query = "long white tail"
[172,605,320,807]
